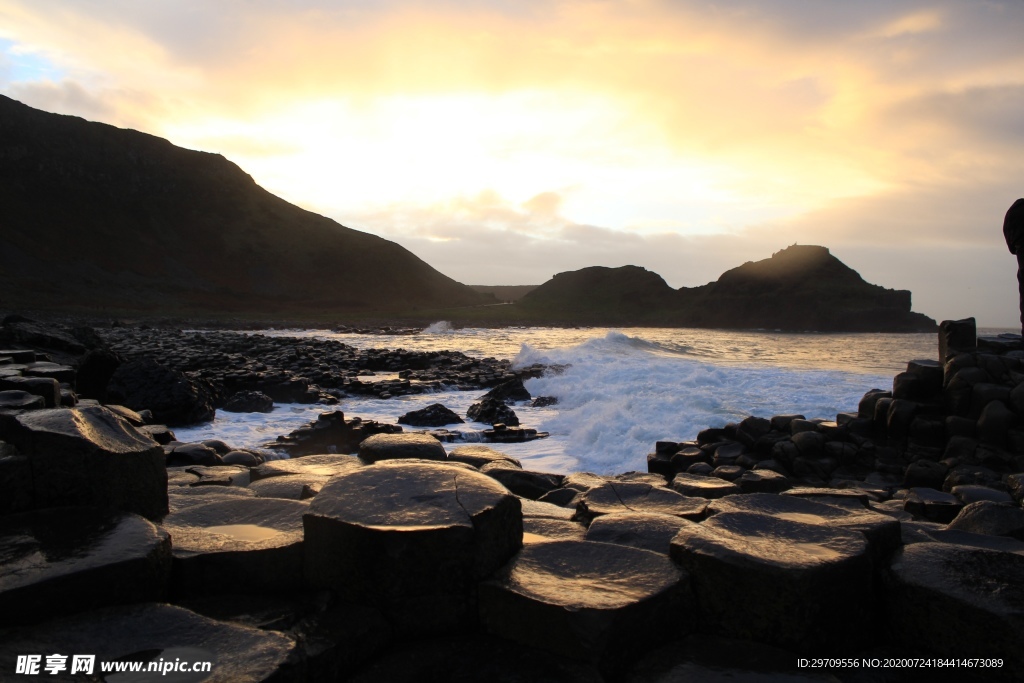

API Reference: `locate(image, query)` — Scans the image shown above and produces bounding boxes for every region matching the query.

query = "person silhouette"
[1004,198,1024,335]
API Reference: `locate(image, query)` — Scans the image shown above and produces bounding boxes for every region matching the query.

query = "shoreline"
[1,315,1022,680]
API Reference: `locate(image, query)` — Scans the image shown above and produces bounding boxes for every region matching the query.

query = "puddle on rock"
[204,525,284,543]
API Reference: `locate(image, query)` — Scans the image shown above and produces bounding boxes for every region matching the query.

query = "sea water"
[174,326,987,475]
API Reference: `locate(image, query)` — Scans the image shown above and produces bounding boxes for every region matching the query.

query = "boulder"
[397,403,464,427]
[165,442,221,467]
[480,539,693,677]
[946,501,1024,540]
[269,411,403,457]
[106,357,215,426]
[0,603,298,681]
[8,406,167,519]
[467,398,520,426]
[161,497,308,597]
[0,507,170,627]
[480,378,532,404]
[222,390,274,413]
[358,432,447,463]
[887,543,1024,677]
[74,349,121,402]
[221,449,264,467]
[577,482,707,523]
[903,487,963,524]
[585,512,691,554]
[304,461,522,634]
[670,511,873,652]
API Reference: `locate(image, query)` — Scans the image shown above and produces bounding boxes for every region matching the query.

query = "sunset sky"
[2,1,1022,325]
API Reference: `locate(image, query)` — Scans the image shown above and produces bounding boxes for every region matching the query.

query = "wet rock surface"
[0,507,171,627]
[304,461,522,634]
[357,432,448,463]
[577,482,707,522]
[0,603,299,682]
[397,402,464,427]
[161,497,308,597]
[670,511,872,652]
[5,405,167,519]
[887,542,1024,677]
[480,539,692,677]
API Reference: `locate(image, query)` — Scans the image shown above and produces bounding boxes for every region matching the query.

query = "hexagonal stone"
[358,432,447,463]
[167,486,256,514]
[448,444,522,469]
[0,389,44,410]
[887,543,1024,673]
[577,482,707,523]
[707,492,901,559]
[736,469,792,494]
[304,461,522,634]
[8,406,167,519]
[670,472,740,499]
[585,512,690,554]
[248,473,328,500]
[0,603,298,681]
[480,539,692,677]
[524,518,587,543]
[670,511,872,652]
[250,453,362,481]
[904,487,963,523]
[0,375,59,407]
[161,497,308,597]
[0,507,170,627]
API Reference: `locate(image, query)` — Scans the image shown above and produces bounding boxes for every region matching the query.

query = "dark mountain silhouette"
[0,95,488,316]
[519,246,937,331]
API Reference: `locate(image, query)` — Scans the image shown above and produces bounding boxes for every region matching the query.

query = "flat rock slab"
[250,453,362,481]
[9,406,167,519]
[0,389,45,410]
[0,507,170,627]
[887,542,1024,676]
[162,497,308,597]
[670,511,872,652]
[304,461,522,634]
[520,498,576,520]
[185,464,251,487]
[448,444,522,469]
[358,432,447,463]
[349,635,603,683]
[625,635,841,683]
[707,492,902,559]
[585,512,691,554]
[0,603,298,682]
[0,375,60,407]
[480,539,692,677]
[248,473,329,500]
[167,487,257,514]
[524,518,588,543]
[670,472,740,499]
[577,482,707,522]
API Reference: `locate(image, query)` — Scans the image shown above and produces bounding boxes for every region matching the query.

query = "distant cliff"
[519,246,937,332]
[0,95,488,316]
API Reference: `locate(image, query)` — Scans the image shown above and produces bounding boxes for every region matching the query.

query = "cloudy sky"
[2,0,1022,325]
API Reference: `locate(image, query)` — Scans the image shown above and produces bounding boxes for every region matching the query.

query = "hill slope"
[519,246,936,331]
[0,95,487,316]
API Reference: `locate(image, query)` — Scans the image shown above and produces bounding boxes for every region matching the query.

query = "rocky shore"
[1,316,1022,681]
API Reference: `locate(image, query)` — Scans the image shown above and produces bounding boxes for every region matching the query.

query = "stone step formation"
[0,316,1023,681]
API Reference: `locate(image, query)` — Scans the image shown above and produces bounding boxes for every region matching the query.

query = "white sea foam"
[422,320,454,334]
[175,329,904,475]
